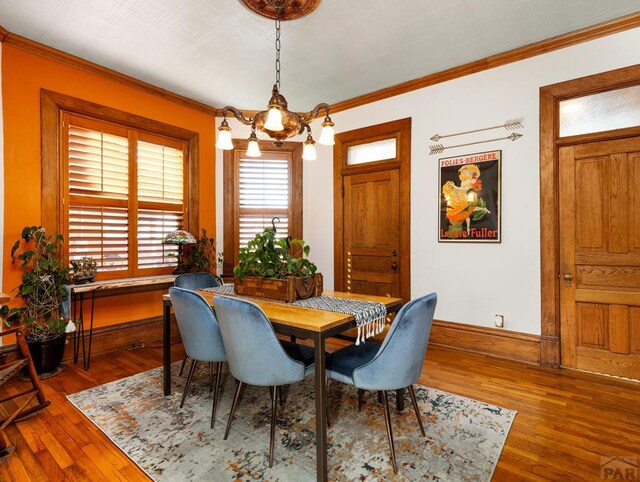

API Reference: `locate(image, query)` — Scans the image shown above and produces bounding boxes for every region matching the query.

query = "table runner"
[201,285,387,345]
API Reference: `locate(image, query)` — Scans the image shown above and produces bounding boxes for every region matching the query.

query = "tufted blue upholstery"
[326,293,437,390]
[214,296,315,386]
[174,272,222,290]
[169,287,226,363]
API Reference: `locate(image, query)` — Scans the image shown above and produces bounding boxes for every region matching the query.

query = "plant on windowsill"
[232,219,322,302]
[0,226,74,375]
[184,228,217,274]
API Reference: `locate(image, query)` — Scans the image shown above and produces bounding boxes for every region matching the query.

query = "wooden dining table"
[162,289,403,482]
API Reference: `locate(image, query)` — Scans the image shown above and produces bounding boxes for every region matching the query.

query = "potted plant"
[71,256,97,284]
[185,228,218,274]
[0,226,72,375]
[233,220,322,302]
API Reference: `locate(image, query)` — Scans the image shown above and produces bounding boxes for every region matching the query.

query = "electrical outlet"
[494,314,504,328]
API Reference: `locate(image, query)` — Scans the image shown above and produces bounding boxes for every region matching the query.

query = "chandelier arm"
[221,106,255,126]
[297,103,330,124]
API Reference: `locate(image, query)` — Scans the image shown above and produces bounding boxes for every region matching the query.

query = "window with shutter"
[63,113,188,279]
[223,140,302,275]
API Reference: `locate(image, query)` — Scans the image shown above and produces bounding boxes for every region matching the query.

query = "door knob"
[563,273,573,286]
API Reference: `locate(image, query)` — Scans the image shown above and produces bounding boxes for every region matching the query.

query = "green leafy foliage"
[233,223,317,281]
[1,226,70,340]
[185,228,219,274]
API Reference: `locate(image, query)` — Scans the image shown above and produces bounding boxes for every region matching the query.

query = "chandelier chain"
[275,13,281,90]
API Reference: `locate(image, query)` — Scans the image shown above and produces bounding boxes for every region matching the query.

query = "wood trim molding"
[333,118,411,304]
[330,12,640,114]
[539,64,640,368]
[429,320,541,365]
[41,90,199,234]
[60,315,181,363]
[2,31,219,116]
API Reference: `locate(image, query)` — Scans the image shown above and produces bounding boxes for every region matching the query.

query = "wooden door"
[343,169,400,297]
[559,137,640,379]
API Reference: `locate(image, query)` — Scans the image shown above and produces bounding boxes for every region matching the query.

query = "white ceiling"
[0,0,638,110]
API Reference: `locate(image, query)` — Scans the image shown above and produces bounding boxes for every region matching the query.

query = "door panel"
[343,170,400,298]
[559,137,640,379]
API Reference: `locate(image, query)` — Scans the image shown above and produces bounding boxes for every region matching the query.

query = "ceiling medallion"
[239,0,321,21]
[216,0,333,161]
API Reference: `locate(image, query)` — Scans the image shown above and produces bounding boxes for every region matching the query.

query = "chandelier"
[215,0,335,161]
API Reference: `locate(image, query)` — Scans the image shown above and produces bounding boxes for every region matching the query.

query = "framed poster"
[438,150,501,242]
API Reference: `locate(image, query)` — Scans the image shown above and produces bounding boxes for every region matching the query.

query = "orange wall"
[2,43,216,328]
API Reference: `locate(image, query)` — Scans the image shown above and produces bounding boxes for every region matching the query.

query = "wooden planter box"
[234,273,323,303]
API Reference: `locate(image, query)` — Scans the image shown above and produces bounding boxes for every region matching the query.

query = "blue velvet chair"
[169,287,227,429]
[325,293,437,474]
[213,296,315,467]
[174,272,222,378]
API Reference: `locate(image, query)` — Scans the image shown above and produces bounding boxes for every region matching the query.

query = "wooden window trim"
[41,90,199,279]
[539,64,640,367]
[222,139,303,276]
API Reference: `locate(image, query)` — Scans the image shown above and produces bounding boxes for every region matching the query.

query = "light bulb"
[318,117,335,145]
[216,120,234,150]
[302,135,317,161]
[264,107,284,131]
[246,133,261,157]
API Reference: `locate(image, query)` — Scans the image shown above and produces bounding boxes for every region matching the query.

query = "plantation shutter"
[137,139,184,269]
[64,114,187,279]
[238,154,290,248]
[67,123,130,272]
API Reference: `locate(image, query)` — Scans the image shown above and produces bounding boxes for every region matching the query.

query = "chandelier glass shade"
[215,0,335,161]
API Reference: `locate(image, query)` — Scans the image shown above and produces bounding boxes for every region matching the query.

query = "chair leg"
[209,362,214,392]
[381,390,398,474]
[180,360,197,408]
[408,385,426,437]
[276,386,284,407]
[211,362,223,429]
[358,389,365,412]
[269,386,277,467]
[224,380,243,440]
[179,353,188,376]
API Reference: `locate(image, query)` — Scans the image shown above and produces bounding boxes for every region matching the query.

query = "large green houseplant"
[233,221,321,302]
[0,226,72,374]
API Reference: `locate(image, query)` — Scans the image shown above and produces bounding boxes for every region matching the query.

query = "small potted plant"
[71,256,97,284]
[233,219,322,302]
[0,226,73,375]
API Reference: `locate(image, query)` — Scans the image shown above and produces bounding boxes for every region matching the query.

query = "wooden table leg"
[163,299,172,396]
[313,333,328,482]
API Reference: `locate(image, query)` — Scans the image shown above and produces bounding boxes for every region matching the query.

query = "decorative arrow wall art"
[428,118,524,155]
[430,132,522,155]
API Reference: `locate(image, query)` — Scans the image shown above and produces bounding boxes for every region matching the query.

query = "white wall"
[217,27,640,335]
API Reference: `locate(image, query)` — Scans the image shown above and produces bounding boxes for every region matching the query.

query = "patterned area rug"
[67,363,516,481]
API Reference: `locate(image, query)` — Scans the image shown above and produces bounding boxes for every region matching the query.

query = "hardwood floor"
[0,341,638,481]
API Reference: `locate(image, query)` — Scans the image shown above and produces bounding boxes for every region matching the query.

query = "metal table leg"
[313,332,328,482]
[83,292,95,370]
[163,298,172,396]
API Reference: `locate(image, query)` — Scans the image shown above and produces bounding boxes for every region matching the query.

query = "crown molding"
[1,30,221,117]
[330,12,640,114]
[2,12,639,119]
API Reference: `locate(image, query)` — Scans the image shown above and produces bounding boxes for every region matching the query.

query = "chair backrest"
[169,287,226,362]
[213,296,305,386]
[174,272,221,290]
[353,293,437,390]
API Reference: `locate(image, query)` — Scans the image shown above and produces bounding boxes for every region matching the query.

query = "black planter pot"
[26,332,67,375]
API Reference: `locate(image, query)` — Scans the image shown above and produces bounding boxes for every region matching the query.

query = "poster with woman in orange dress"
[439,150,501,242]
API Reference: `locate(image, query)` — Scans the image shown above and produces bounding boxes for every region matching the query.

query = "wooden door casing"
[344,169,400,297]
[559,137,640,379]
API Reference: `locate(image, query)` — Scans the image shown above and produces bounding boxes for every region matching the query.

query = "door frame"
[333,118,411,303]
[539,64,640,367]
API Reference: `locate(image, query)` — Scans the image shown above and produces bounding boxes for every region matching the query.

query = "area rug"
[67,363,516,481]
